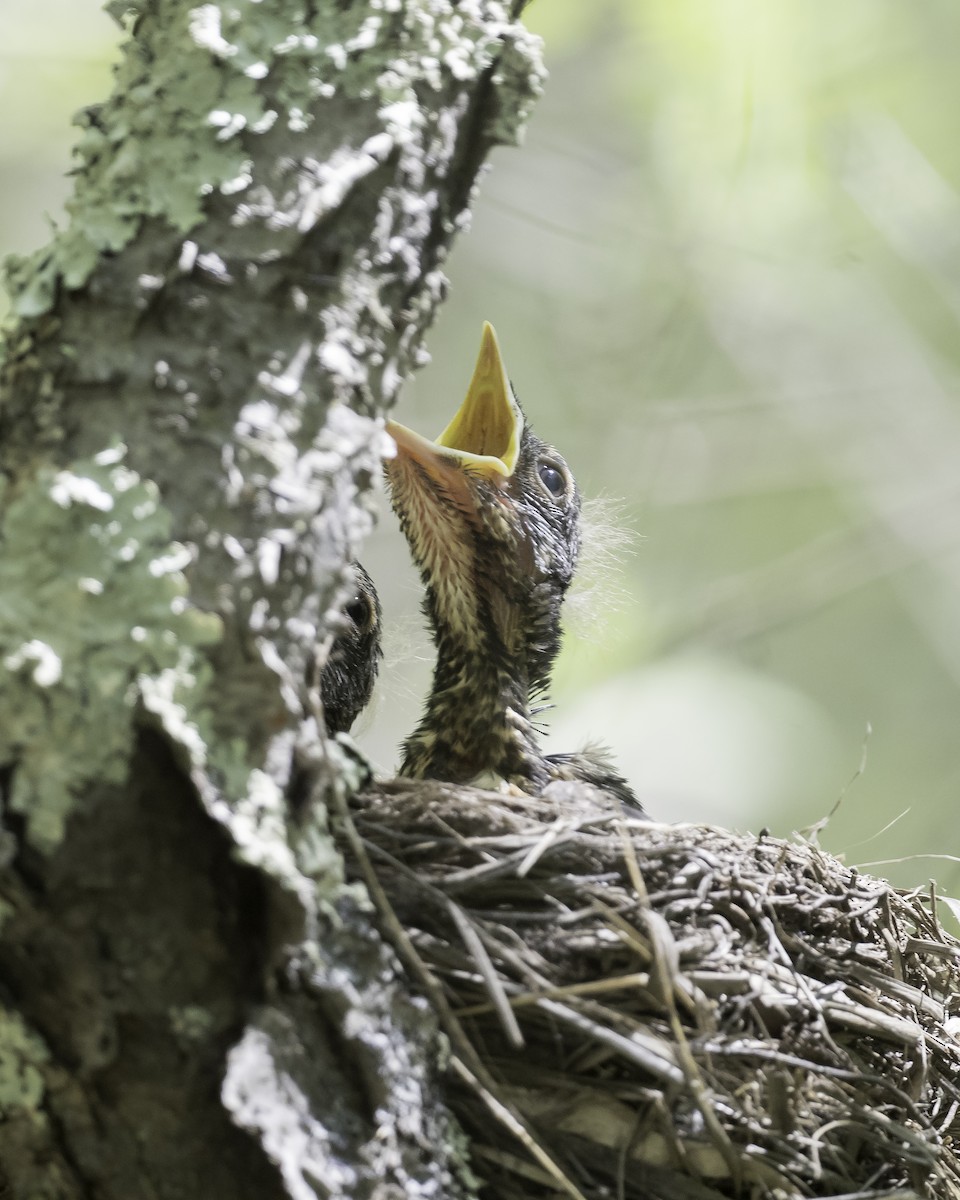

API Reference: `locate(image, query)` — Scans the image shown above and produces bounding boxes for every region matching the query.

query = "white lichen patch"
[149,545,195,577]
[0,452,222,852]
[256,536,283,586]
[317,338,366,387]
[50,471,115,512]
[296,137,395,235]
[189,5,238,58]
[211,770,314,908]
[4,641,63,688]
[223,1023,359,1200]
[139,664,211,770]
[259,339,312,399]
[93,444,127,466]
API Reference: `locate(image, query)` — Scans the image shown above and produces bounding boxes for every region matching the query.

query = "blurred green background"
[4,0,959,893]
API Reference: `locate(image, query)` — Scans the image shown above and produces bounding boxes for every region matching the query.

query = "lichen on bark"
[0,1,544,1196]
[0,448,221,850]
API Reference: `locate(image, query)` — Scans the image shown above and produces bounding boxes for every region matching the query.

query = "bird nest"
[340,779,960,1199]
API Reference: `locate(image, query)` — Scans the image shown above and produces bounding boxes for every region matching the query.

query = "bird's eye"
[537,459,568,501]
[345,593,371,631]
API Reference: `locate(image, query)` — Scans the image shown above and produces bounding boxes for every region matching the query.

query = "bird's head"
[385,323,581,690]
[318,561,382,735]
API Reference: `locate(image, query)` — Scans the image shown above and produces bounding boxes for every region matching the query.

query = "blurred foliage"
[0,3,115,275]
[3,0,959,895]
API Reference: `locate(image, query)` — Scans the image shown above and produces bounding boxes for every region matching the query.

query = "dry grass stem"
[342,779,960,1198]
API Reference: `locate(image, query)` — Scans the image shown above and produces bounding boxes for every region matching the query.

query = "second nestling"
[317,561,382,736]
[384,322,644,813]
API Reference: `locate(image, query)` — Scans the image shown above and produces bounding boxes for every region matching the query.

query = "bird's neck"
[521,581,566,702]
[399,619,549,789]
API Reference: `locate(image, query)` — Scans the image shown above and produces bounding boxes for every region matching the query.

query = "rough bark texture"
[0,2,542,1196]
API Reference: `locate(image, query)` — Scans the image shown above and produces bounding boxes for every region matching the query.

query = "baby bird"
[384,324,642,810]
[318,561,382,735]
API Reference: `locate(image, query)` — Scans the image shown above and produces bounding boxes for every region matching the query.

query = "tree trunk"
[0,2,542,1196]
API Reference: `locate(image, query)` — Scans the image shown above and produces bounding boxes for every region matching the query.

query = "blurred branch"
[660,486,960,654]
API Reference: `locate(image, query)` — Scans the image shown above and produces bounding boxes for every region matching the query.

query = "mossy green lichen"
[0,446,222,851]
[2,0,545,320]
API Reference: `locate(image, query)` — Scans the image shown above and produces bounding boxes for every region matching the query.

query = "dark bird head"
[318,561,382,735]
[384,323,582,789]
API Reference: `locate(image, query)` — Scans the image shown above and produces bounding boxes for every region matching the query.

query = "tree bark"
[0,2,542,1196]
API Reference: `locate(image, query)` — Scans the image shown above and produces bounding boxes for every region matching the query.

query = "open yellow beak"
[385,322,523,483]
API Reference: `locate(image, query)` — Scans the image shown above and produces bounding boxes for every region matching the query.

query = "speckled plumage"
[385,324,643,811]
[318,562,382,735]
[388,416,578,789]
